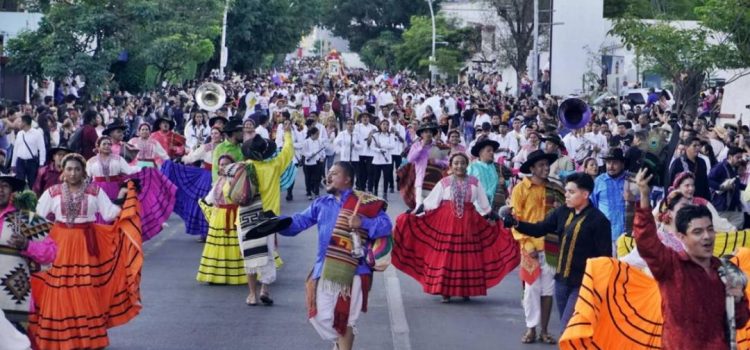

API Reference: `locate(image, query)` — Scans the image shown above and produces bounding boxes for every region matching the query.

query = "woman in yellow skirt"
[196,154,248,285]
[29,153,143,350]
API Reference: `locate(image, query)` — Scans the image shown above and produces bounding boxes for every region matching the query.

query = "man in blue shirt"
[280,162,392,350]
[591,148,630,254]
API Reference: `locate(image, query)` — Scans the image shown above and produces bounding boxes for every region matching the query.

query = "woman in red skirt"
[393,152,520,303]
[30,153,143,350]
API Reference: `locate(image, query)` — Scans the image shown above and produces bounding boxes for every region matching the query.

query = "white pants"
[310,276,363,341]
[414,185,424,208]
[523,257,555,328]
[0,309,30,350]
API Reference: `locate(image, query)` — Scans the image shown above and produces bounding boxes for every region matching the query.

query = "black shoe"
[390,188,395,194]
[286,194,293,201]
[413,204,424,215]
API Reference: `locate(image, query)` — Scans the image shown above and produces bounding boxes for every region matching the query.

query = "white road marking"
[385,265,412,350]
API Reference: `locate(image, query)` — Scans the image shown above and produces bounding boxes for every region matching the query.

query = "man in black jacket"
[503,173,611,333]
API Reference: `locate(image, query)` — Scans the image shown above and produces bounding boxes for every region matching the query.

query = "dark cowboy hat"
[102,121,127,136]
[520,149,558,174]
[471,137,500,157]
[153,116,176,130]
[541,134,566,150]
[0,175,26,192]
[209,115,229,127]
[47,146,72,162]
[416,121,439,135]
[222,118,243,134]
[602,147,627,162]
[241,134,277,161]
[476,103,489,112]
[242,211,293,241]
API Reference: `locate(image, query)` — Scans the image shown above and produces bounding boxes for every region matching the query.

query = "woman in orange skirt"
[29,153,143,350]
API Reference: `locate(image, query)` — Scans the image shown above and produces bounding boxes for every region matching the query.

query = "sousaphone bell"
[557,98,592,130]
[195,82,227,112]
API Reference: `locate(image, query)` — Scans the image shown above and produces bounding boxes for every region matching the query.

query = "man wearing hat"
[467,138,509,212]
[212,119,245,182]
[235,121,295,305]
[406,120,449,210]
[473,104,491,129]
[32,146,71,197]
[209,115,229,131]
[102,120,131,158]
[544,134,575,183]
[510,149,565,344]
[151,115,186,160]
[591,147,631,252]
[354,113,378,191]
[0,175,56,348]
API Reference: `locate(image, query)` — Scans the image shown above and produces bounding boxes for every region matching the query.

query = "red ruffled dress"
[393,175,520,297]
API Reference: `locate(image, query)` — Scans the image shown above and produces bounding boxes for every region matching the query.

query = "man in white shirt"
[473,104,491,128]
[496,121,519,160]
[584,121,608,169]
[335,118,363,186]
[12,115,46,188]
[388,111,406,193]
[354,113,378,191]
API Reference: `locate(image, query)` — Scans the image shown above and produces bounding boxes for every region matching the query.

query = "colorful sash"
[280,163,296,191]
[319,191,385,295]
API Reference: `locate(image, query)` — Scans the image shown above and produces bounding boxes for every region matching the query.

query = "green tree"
[610,17,738,115]
[131,0,223,86]
[395,16,476,78]
[604,0,703,19]
[320,0,438,52]
[359,31,400,71]
[696,0,750,64]
[6,0,136,97]
[226,0,321,72]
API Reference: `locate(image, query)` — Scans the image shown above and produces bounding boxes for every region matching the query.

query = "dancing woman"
[393,152,519,303]
[129,123,169,169]
[30,153,143,350]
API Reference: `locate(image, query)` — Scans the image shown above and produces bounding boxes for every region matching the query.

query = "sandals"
[245,294,257,306]
[260,294,274,306]
[441,296,451,303]
[538,333,556,344]
[521,329,536,344]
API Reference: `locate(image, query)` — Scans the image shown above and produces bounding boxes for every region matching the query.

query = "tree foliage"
[359,31,400,71]
[226,0,321,72]
[395,16,477,78]
[696,0,750,64]
[610,17,739,115]
[487,0,550,93]
[604,0,703,19]
[320,0,437,52]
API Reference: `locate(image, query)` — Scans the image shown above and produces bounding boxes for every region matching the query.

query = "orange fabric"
[559,248,750,350]
[28,184,143,350]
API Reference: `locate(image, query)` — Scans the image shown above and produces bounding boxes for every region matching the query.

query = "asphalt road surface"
[108,170,561,350]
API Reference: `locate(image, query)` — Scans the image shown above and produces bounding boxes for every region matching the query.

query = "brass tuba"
[557,98,592,130]
[195,82,227,112]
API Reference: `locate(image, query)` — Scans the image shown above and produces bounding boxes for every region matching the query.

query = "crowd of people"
[1,54,750,349]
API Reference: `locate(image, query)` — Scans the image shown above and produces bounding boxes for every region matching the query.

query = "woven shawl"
[236,198,270,272]
[320,191,385,296]
[0,210,52,324]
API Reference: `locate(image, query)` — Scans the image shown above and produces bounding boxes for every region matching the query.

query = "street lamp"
[218,0,230,80]
[426,0,436,85]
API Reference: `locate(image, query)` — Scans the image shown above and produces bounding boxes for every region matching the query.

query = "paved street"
[109,171,560,350]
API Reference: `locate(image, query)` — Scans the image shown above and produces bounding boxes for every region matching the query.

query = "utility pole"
[427,0,436,85]
[531,0,539,97]
[219,0,229,80]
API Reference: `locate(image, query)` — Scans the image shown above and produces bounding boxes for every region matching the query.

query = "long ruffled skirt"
[392,202,520,296]
[93,167,176,241]
[28,187,143,350]
[195,202,248,285]
[160,160,212,237]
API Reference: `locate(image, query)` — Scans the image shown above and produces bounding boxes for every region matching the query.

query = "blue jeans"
[554,283,580,334]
